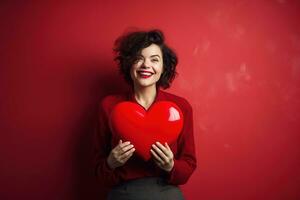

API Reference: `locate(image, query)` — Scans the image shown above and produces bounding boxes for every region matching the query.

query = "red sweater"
[93,88,197,187]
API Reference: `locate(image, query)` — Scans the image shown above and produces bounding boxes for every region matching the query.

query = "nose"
[141,59,151,69]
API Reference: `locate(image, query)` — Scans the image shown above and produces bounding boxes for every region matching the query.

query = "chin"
[136,81,156,88]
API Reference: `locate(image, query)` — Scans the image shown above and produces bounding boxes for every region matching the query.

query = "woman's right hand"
[107,140,135,170]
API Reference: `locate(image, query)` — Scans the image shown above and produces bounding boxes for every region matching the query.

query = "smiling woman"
[114,29,178,90]
[93,29,196,200]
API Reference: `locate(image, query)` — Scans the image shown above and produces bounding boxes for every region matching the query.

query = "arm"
[93,100,120,187]
[166,101,197,185]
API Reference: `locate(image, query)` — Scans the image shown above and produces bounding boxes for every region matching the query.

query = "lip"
[139,75,152,79]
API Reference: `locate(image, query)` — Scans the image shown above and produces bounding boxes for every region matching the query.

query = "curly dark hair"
[113,29,178,89]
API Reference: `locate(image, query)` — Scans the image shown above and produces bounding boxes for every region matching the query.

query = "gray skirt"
[107,177,185,200]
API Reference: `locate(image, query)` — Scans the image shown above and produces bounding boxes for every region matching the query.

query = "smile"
[137,71,154,78]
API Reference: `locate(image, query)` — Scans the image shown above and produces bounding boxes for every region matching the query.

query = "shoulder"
[101,94,123,106]
[99,93,127,115]
[161,90,193,113]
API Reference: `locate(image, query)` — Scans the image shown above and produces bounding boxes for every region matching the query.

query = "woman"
[94,29,196,200]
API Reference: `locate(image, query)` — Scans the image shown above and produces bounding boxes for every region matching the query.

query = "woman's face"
[130,44,163,89]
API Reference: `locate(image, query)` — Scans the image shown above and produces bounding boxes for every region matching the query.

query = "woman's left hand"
[150,142,174,172]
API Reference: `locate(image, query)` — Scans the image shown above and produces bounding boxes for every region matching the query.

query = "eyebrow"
[150,55,161,58]
[138,54,161,59]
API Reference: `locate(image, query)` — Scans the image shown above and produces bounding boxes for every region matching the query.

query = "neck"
[133,84,157,106]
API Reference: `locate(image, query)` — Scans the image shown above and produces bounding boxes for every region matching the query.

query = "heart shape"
[109,101,184,161]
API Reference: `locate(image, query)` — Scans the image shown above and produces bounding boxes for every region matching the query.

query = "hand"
[150,142,174,172]
[107,140,135,170]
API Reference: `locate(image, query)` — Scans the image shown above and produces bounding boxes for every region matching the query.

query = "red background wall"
[1,1,300,199]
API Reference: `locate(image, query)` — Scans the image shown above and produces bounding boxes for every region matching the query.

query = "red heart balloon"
[109,101,184,161]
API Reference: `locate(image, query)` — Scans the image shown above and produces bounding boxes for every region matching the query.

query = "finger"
[113,140,129,154]
[165,142,171,150]
[156,142,168,153]
[120,144,134,154]
[153,157,162,167]
[114,140,122,151]
[120,148,135,160]
[150,149,165,164]
[119,141,131,148]
[154,142,171,158]
[115,141,130,152]
[119,147,135,161]
[150,149,162,163]
[152,144,168,161]
[120,152,134,163]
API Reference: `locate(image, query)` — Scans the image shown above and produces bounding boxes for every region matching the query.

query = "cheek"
[154,63,163,72]
[130,65,137,76]
[129,70,136,81]
[157,65,164,76]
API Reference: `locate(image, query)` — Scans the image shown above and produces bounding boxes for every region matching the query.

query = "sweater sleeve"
[166,100,197,185]
[93,99,120,187]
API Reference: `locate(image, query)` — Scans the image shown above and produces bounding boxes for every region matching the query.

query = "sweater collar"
[127,87,164,105]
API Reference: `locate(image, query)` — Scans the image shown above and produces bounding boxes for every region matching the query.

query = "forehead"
[140,44,162,57]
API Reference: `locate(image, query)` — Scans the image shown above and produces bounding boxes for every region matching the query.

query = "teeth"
[138,72,152,76]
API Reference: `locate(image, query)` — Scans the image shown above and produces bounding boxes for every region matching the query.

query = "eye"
[134,56,143,63]
[152,59,159,62]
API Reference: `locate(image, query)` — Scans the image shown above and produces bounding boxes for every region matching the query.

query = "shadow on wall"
[68,59,128,200]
